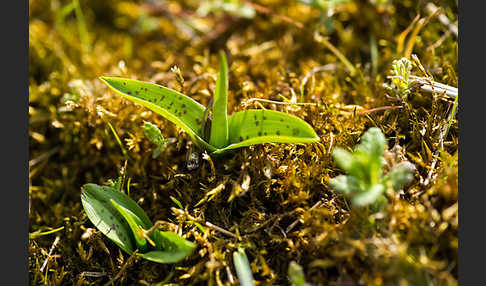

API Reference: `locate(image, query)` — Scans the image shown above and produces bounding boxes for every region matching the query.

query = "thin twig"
[286,200,323,233]
[300,64,337,100]
[205,221,238,238]
[422,90,458,187]
[357,105,403,115]
[226,265,235,284]
[40,236,60,273]
[81,271,107,278]
[243,98,319,107]
[104,250,139,286]
[314,31,357,76]
[29,147,60,168]
[410,75,458,99]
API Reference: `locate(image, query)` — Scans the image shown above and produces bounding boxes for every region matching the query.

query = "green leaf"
[209,52,229,148]
[331,147,355,173]
[140,248,193,264]
[109,199,149,252]
[100,77,215,152]
[233,247,255,286]
[143,121,165,146]
[328,175,360,195]
[81,184,196,263]
[82,184,152,228]
[142,231,196,263]
[288,261,310,286]
[355,127,386,184]
[355,127,386,157]
[351,184,385,207]
[212,109,320,154]
[81,184,136,254]
[382,162,415,190]
[169,196,183,209]
[150,231,195,252]
[332,148,368,187]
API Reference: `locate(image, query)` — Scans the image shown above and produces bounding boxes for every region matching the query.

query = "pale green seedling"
[143,121,170,158]
[81,183,195,263]
[328,128,415,208]
[100,52,319,156]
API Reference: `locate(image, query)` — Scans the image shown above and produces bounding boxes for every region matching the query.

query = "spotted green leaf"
[100,77,215,152]
[212,109,320,154]
[109,199,149,252]
[81,183,195,263]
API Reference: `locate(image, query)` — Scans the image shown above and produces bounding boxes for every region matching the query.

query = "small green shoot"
[233,247,255,286]
[143,121,170,158]
[29,226,65,239]
[328,128,415,208]
[288,261,310,286]
[107,176,122,191]
[106,121,128,156]
[81,183,195,263]
[100,52,320,156]
[383,57,417,98]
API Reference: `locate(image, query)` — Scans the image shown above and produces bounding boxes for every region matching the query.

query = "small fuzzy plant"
[382,57,417,98]
[328,127,415,209]
[100,52,320,156]
[81,182,195,263]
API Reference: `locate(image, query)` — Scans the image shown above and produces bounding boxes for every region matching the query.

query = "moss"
[29,0,457,285]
